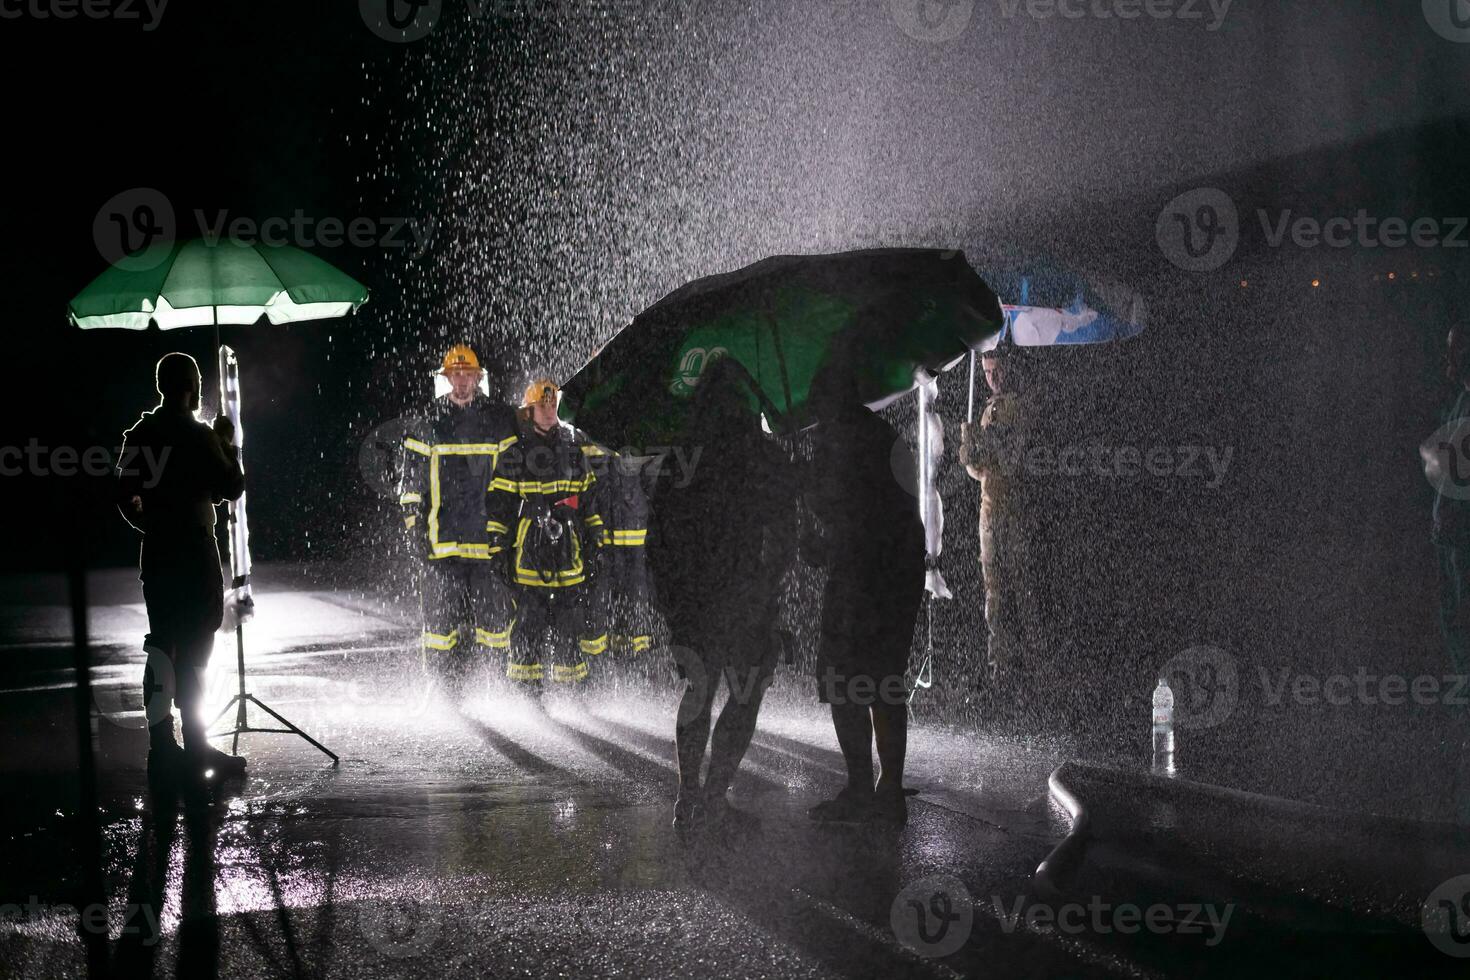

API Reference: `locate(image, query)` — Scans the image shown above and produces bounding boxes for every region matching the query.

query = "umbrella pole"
[966,350,977,424]
[205,347,338,764]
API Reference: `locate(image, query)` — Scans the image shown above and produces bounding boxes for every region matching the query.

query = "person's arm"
[764,448,801,577]
[959,404,1012,482]
[486,434,523,558]
[400,420,430,537]
[115,425,146,533]
[207,417,246,502]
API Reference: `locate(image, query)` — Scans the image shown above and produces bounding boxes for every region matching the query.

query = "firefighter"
[117,353,247,778]
[399,344,519,679]
[588,451,657,655]
[489,378,608,690]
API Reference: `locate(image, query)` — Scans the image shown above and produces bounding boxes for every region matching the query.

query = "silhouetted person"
[648,358,798,832]
[118,353,246,779]
[805,400,925,826]
[959,346,1041,686]
[1431,325,1470,675]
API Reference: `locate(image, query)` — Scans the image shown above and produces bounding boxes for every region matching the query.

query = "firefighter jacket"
[400,394,520,561]
[595,455,653,590]
[585,452,657,650]
[488,417,606,588]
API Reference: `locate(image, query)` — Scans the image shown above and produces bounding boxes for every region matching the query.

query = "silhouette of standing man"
[118,353,246,778]
[805,396,925,826]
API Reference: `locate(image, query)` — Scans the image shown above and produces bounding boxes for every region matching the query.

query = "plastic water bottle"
[1151,678,1176,776]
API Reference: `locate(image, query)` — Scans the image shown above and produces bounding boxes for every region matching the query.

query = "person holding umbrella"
[803,366,926,826]
[958,346,1039,687]
[648,357,800,832]
[117,353,247,778]
[400,345,520,685]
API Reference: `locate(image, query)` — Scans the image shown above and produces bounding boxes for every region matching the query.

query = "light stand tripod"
[205,343,337,763]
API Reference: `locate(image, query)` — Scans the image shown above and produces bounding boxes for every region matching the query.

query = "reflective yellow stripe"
[512,516,584,586]
[423,630,459,651]
[404,515,418,529]
[486,520,509,535]
[580,633,609,655]
[507,662,544,681]
[610,529,646,545]
[498,473,596,495]
[581,444,609,456]
[629,635,651,652]
[552,662,589,683]
[432,443,508,455]
[475,627,511,649]
[424,441,509,554]
[428,541,494,560]
[584,515,605,527]
[399,492,423,504]
[404,438,431,456]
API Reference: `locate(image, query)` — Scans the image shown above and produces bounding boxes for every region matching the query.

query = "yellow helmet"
[440,344,482,374]
[523,377,559,407]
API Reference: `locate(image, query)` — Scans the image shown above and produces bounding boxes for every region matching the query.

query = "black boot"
[147,719,185,774]
[181,719,246,779]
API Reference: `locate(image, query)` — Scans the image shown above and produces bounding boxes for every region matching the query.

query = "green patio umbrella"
[68,237,369,332]
[67,236,360,765]
[558,248,1004,447]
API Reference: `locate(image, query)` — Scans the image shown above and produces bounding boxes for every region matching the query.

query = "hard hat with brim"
[523,378,559,407]
[440,344,482,374]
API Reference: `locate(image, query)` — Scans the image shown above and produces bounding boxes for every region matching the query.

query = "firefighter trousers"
[507,584,602,685]
[421,559,514,658]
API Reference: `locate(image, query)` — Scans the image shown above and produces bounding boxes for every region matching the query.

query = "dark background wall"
[0,1,1466,813]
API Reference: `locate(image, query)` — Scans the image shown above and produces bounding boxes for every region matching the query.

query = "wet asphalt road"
[0,568,1145,980]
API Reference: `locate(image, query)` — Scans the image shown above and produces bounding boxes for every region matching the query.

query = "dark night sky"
[1,2,1468,745]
